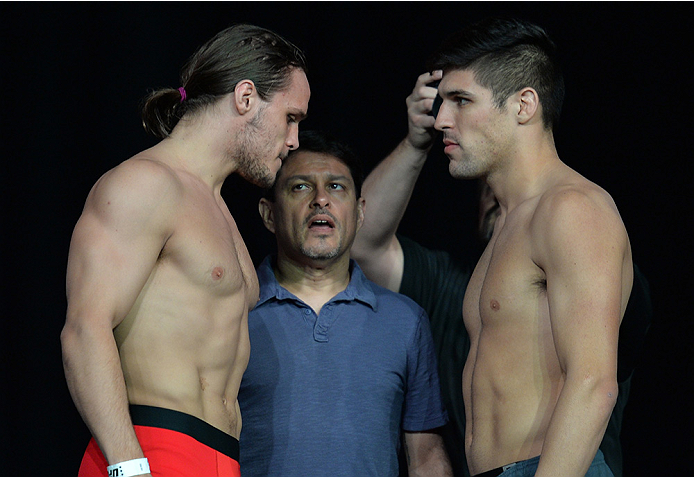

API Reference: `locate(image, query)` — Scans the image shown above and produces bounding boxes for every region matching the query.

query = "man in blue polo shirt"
[238,130,452,477]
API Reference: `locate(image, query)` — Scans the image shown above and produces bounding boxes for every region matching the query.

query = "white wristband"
[107,458,150,477]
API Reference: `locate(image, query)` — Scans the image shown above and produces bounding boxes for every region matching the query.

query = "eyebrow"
[288,108,308,121]
[442,88,475,98]
[285,173,352,184]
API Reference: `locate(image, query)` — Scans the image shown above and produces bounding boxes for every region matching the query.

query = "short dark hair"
[264,130,364,201]
[141,24,307,138]
[429,18,564,130]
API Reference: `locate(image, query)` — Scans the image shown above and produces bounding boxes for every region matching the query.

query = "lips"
[307,213,336,229]
[442,137,460,155]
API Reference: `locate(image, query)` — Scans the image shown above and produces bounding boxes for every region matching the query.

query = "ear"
[516,87,540,125]
[234,79,257,116]
[258,198,276,234]
[355,197,366,232]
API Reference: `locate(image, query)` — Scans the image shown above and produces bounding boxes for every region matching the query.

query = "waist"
[471,449,611,477]
[467,413,547,475]
[130,404,239,460]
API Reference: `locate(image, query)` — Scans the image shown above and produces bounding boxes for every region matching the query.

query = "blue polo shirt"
[238,256,448,477]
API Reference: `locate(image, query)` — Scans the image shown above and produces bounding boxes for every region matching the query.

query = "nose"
[311,187,330,208]
[434,102,452,132]
[286,123,299,150]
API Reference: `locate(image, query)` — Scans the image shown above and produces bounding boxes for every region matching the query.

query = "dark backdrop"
[2,2,691,475]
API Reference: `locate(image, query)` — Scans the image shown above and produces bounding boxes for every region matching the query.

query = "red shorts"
[78,405,240,477]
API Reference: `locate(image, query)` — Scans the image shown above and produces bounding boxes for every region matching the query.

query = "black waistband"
[473,467,505,477]
[473,462,518,477]
[129,404,239,461]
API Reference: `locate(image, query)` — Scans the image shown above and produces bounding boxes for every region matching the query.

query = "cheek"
[262,116,284,141]
[465,112,486,130]
[271,125,291,150]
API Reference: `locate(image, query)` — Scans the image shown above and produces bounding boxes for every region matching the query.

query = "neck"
[487,130,562,212]
[274,253,352,313]
[146,106,241,191]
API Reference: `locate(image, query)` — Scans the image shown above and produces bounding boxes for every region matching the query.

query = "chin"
[240,164,275,188]
[449,161,481,180]
[250,174,275,189]
[448,165,468,180]
[300,246,340,261]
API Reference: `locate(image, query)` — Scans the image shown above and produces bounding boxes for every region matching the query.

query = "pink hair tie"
[178,87,187,103]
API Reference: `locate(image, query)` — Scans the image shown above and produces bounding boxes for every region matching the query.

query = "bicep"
[66,166,177,329]
[536,192,629,374]
[66,215,159,328]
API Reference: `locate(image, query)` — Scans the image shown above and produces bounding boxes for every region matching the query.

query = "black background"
[2,2,691,475]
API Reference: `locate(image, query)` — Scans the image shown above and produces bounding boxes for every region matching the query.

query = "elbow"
[349,237,368,263]
[599,373,619,397]
[578,372,619,417]
[350,239,381,277]
[60,316,94,369]
[60,320,74,353]
[60,320,81,369]
[595,377,619,414]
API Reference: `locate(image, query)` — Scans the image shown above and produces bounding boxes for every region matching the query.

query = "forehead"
[278,151,353,183]
[439,68,490,97]
[269,68,310,115]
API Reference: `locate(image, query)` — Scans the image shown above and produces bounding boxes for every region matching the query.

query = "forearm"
[352,139,430,291]
[352,71,441,290]
[352,70,438,262]
[357,139,429,246]
[535,376,618,477]
[61,321,144,464]
[404,430,453,477]
[407,450,453,477]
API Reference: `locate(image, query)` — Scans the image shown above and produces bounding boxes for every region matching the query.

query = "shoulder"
[74,156,186,246]
[366,278,428,322]
[354,272,437,350]
[92,155,184,203]
[85,156,184,221]
[538,175,618,219]
[530,174,630,267]
[532,177,626,242]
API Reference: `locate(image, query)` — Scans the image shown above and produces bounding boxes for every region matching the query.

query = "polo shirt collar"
[254,255,377,311]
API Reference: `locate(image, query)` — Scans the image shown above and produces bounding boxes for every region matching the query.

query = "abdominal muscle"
[464,322,563,474]
[115,265,253,439]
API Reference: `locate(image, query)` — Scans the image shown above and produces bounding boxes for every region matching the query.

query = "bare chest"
[160,191,259,304]
[463,218,548,339]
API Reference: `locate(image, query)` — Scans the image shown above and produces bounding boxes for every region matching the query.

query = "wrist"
[107,458,150,477]
[403,135,433,154]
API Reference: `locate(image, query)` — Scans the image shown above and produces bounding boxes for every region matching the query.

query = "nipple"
[490,299,501,311]
[212,267,224,280]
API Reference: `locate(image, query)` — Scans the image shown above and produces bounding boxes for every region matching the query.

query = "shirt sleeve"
[400,309,449,432]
